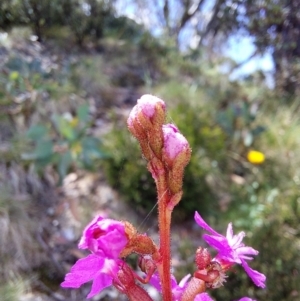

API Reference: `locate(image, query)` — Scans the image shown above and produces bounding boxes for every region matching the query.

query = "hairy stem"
[157,186,173,301]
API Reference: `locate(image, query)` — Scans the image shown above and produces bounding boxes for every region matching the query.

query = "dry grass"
[0,164,45,279]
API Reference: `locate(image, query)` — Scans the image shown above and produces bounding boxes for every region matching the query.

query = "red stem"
[157,187,172,301]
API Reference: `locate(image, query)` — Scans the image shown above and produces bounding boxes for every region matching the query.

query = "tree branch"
[179,0,206,30]
[198,0,223,46]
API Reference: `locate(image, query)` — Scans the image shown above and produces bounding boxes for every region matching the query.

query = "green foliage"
[216,102,266,145]
[1,8,300,299]
[243,0,300,95]
[23,104,107,184]
[0,53,73,107]
[104,16,144,41]
[0,0,23,29]
[210,102,300,300]
[0,0,143,45]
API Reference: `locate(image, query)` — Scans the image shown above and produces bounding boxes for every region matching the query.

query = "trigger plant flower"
[194,212,266,288]
[61,216,128,298]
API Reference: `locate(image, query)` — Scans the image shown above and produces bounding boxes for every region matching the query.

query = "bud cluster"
[127,94,191,208]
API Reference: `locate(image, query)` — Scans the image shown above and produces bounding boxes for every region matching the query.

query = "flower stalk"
[157,187,173,301]
[61,94,266,301]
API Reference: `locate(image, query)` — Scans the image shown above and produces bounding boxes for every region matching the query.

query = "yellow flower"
[9,71,19,81]
[247,150,265,164]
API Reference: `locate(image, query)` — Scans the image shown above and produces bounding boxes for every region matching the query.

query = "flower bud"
[137,94,166,126]
[127,95,166,159]
[161,124,191,194]
[162,124,191,169]
[195,247,211,270]
[127,94,166,132]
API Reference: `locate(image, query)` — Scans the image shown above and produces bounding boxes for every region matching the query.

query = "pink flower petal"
[194,212,221,237]
[241,259,266,288]
[203,234,234,260]
[87,273,113,298]
[78,216,127,258]
[61,254,105,288]
[194,292,214,301]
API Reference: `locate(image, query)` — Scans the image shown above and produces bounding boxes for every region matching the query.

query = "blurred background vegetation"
[0,0,300,300]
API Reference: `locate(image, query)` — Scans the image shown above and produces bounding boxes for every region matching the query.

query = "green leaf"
[216,111,234,135]
[27,125,49,141]
[81,137,108,158]
[58,151,72,181]
[34,140,53,159]
[21,140,53,161]
[77,104,89,123]
[52,115,76,141]
[35,155,55,168]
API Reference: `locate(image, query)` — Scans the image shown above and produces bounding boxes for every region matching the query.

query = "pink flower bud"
[127,105,139,129]
[137,94,165,118]
[162,124,190,162]
[195,247,211,270]
[127,94,166,132]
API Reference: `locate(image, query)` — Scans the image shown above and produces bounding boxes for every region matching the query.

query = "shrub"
[23,104,107,184]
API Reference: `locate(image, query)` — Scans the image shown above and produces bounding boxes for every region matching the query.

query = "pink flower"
[78,215,127,258]
[194,212,266,288]
[61,216,128,298]
[61,254,123,298]
[194,293,214,301]
[127,94,165,127]
[137,94,165,118]
[162,124,190,161]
